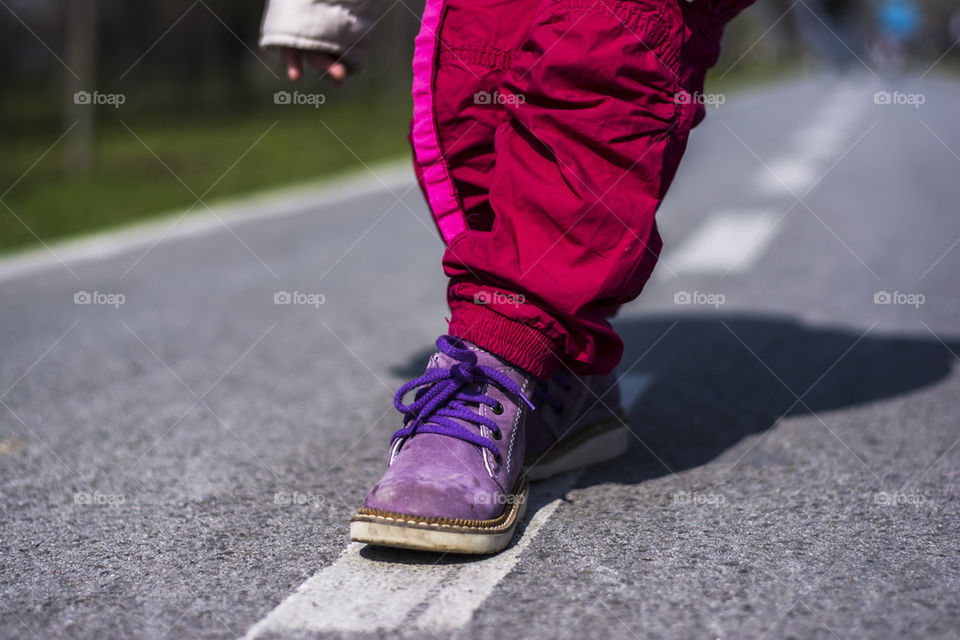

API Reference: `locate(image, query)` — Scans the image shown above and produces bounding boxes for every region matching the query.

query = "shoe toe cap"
[362,472,506,522]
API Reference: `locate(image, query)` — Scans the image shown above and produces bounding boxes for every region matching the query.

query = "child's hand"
[281,47,347,86]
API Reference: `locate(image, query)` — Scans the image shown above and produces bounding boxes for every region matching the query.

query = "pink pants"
[411,0,755,377]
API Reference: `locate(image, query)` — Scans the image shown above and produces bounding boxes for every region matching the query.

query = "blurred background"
[1,0,958,255]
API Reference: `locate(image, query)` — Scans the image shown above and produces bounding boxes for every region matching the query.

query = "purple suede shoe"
[350,336,534,554]
[524,371,628,481]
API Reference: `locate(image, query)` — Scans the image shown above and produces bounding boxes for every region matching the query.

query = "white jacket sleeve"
[260,0,374,71]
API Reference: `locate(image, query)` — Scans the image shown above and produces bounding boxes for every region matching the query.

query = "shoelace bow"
[392,336,534,461]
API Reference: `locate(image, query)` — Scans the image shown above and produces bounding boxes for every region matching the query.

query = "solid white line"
[659,210,779,276]
[240,474,581,639]
[0,159,415,284]
[407,482,572,632]
[242,374,653,638]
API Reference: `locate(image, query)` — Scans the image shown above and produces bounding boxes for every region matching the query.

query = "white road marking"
[661,85,870,279]
[0,159,414,284]
[242,374,653,638]
[406,486,570,632]
[241,475,580,638]
[755,85,866,197]
[659,210,779,276]
[792,123,846,161]
[619,372,654,409]
[757,157,819,196]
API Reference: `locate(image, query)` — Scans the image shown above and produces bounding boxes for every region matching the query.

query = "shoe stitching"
[506,376,529,476]
[355,480,527,530]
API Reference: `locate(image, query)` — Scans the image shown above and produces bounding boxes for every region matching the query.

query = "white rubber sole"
[349,480,528,555]
[524,416,629,481]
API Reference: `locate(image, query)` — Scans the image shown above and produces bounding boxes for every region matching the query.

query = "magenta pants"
[410,0,755,377]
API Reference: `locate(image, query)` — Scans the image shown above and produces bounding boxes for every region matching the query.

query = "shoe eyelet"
[494,452,502,463]
[492,429,502,441]
[492,401,504,415]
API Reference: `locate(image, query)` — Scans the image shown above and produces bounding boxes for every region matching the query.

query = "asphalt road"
[2,72,959,639]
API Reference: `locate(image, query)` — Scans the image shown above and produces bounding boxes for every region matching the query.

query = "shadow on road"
[370,313,958,563]
[599,313,957,480]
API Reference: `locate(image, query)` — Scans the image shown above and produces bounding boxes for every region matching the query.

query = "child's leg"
[351,0,756,554]
[439,0,754,378]
[410,0,543,241]
[351,0,553,555]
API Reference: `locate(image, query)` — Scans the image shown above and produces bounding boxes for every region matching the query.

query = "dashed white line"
[662,84,871,279]
[791,123,846,161]
[618,372,654,410]
[755,85,867,197]
[757,158,819,196]
[659,210,780,276]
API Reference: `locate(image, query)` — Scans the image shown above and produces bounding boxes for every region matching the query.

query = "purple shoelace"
[391,336,534,461]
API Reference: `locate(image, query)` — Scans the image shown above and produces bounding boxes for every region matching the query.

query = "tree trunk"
[63,0,98,174]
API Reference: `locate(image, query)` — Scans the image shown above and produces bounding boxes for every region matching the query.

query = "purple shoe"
[350,336,534,554]
[524,371,628,481]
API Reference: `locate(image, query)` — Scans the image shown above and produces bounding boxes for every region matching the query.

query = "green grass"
[706,56,807,94]
[1,59,809,256]
[0,95,412,254]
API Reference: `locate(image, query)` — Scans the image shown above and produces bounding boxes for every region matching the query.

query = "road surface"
[2,73,959,639]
